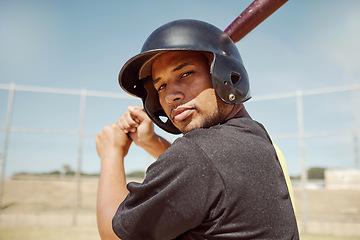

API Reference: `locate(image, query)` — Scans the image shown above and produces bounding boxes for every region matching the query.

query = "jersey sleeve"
[112,137,225,240]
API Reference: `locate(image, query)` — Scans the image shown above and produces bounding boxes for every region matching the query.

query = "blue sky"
[1,0,359,177]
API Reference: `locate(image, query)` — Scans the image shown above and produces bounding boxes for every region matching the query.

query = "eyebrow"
[153,62,194,85]
[172,62,194,72]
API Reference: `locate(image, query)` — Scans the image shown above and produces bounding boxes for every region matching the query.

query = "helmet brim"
[119,50,163,99]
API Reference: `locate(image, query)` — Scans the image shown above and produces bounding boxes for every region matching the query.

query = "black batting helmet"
[119,19,251,134]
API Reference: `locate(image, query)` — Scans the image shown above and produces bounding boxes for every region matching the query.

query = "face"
[151,51,232,134]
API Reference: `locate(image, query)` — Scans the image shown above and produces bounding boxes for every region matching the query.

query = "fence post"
[354,134,359,168]
[72,89,87,225]
[296,90,308,233]
[0,83,15,209]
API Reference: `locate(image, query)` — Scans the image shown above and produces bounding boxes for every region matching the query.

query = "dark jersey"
[113,117,299,239]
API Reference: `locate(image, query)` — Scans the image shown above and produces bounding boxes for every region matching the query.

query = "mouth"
[171,106,195,122]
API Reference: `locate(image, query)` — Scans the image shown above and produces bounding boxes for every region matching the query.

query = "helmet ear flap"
[211,55,251,104]
[142,77,181,134]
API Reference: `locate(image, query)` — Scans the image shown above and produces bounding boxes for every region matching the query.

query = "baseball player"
[96,19,299,239]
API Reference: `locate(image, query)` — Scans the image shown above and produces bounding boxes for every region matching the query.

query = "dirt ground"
[1,226,360,240]
[0,177,359,240]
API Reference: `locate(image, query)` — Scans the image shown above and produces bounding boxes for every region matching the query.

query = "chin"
[173,121,193,134]
[178,121,205,134]
[174,114,216,134]
[176,125,191,134]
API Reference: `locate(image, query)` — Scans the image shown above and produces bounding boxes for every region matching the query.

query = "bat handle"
[224,0,288,43]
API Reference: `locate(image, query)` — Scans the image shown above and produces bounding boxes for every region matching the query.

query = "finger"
[118,113,138,133]
[128,105,149,123]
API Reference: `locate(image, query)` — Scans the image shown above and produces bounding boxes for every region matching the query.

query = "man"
[96,19,299,239]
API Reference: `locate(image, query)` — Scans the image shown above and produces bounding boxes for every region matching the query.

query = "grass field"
[0,177,359,240]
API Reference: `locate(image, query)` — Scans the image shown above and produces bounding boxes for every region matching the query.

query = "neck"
[224,104,252,121]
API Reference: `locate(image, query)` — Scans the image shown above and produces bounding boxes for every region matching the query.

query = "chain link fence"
[1,83,360,232]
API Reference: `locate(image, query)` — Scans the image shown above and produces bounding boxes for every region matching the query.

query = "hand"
[118,105,156,147]
[96,121,132,160]
[96,122,131,240]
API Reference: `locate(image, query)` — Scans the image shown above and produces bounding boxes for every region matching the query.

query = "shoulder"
[153,135,214,174]
[175,118,272,153]
[182,117,269,140]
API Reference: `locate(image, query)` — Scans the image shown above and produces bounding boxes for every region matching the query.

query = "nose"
[164,83,184,105]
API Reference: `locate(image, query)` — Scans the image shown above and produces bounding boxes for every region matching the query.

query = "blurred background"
[0,0,359,239]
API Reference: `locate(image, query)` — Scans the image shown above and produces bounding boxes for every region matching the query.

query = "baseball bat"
[224,0,288,43]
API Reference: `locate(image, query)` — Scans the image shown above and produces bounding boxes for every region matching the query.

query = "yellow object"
[273,144,297,218]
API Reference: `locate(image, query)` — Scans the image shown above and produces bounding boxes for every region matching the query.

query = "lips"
[171,107,194,122]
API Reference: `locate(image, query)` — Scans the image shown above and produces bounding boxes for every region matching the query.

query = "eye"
[181,71,194,78]
[157,83,166,92]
